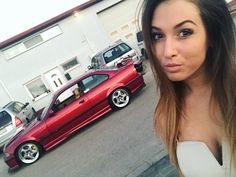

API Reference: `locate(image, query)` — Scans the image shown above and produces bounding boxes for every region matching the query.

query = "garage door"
[97,0,141,48]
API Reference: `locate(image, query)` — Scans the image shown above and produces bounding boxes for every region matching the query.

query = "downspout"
[0,79,14,101]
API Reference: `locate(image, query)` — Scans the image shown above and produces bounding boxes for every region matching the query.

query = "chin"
[166,74,185,82]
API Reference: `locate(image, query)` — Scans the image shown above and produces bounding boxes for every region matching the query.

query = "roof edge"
[0,0,102,49]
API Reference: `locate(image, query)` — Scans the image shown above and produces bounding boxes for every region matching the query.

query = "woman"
[141,0,236,176]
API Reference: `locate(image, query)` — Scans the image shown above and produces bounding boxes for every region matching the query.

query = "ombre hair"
[141,0,236,173]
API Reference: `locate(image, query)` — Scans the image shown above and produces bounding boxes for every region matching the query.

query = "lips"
[164,63,182,73]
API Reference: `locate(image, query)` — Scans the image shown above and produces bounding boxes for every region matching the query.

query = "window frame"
[24,77,50,101]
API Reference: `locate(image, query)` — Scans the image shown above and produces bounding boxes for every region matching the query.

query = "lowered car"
[3,60,145,169]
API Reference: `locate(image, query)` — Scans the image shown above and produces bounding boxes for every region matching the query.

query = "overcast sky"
[0,0,89,42]
[0,0,232,43]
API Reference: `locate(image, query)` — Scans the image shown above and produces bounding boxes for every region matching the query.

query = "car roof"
[92,41,129,58]
[3,101,14,108]
[53,69,117,97]
[0,108,14,117]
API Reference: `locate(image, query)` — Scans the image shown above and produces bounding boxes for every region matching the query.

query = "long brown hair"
[141,0,236,171]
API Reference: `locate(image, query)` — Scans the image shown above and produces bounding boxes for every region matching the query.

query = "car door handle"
[79,99,85,104]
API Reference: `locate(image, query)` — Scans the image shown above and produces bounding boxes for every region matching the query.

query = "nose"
[163,37,177,59]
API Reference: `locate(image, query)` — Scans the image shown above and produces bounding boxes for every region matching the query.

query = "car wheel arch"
[108,87,131,109]
[106,83,127,97]
[15,140,44,165]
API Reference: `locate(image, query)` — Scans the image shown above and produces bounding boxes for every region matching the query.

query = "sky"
[0,0,89,42]
[0,0,232,43]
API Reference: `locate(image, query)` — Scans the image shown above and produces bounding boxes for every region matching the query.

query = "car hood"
[4,119,42,150]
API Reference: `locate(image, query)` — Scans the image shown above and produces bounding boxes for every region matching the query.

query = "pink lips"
[164,63,182,73]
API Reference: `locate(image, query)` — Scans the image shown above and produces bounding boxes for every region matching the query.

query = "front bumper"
[3,152,19,170]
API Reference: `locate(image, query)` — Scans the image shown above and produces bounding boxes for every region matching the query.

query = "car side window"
[81,74,108,92]
[51,83,85,112]
[13,102,25,113]
[91,55,102,69]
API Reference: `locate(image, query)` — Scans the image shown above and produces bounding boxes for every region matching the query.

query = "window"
[103,43,131,64]
[91,55,102,69]
[3,43,26,59]
[0,111,12,127]
[61,57,80,71]
[6,102,24,114]
[25,78,49,101]
[82,74,108,92]
[2,25,62,60]
[52,84,79,112]
[24,35,43,48]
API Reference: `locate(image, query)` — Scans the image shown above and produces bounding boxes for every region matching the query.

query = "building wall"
[0,0,142,110]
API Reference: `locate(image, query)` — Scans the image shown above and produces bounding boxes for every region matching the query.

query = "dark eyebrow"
[151,20,197,31]
[175,20,197,28]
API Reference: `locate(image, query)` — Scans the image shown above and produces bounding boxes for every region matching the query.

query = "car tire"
[109,88,130,109]
[16,142,42,165]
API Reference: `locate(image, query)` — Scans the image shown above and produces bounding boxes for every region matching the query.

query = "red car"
[3,60,145,169]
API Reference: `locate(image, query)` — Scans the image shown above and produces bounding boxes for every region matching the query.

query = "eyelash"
[151,28,193,42]
[178,29,193,37]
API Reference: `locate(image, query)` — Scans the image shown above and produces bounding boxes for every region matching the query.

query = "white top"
[177,139,236,177]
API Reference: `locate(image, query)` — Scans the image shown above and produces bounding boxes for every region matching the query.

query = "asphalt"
[135,59,179,177]
[137,155,178,177]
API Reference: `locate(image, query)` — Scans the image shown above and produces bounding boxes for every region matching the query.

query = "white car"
[89,41,143,72]
[0,109,24,150]
[3,101,37,124]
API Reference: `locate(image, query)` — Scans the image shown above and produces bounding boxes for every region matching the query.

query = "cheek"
[186,42,207,63]
[153,44,163,63]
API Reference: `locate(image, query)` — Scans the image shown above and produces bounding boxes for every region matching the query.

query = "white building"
[0,0,143,112]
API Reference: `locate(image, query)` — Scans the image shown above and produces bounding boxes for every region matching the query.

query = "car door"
[44,84,91,144]
[79,74,111,120]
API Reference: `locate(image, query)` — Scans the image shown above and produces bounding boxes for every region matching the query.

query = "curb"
[125,149,167,177]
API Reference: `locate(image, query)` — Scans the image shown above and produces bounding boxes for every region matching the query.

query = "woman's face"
[151,0,208,82]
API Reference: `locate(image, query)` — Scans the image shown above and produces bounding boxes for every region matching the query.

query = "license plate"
[0,128,7,135]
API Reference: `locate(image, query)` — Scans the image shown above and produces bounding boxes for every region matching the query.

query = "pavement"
[137,155,178,177]
[133,59,179,177]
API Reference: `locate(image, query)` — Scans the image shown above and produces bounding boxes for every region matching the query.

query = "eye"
[178,29,193,37]
[151,32,164,42]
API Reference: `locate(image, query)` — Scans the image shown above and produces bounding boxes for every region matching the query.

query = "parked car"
[3,101,37,124]
[136,31,147,59]
[0,109,24,150]
[89,41,143,72]
[3,61,146,169]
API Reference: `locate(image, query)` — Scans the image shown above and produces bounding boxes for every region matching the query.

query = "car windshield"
[0,111,12,128]
[39,96,54,120]
[103,43,131,64]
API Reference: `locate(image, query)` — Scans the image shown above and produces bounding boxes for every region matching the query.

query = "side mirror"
[87,65,92,70]
[48,109,55,117]
[51,104,59,113]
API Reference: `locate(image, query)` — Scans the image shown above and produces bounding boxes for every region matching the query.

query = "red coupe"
[3,60,145,169]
